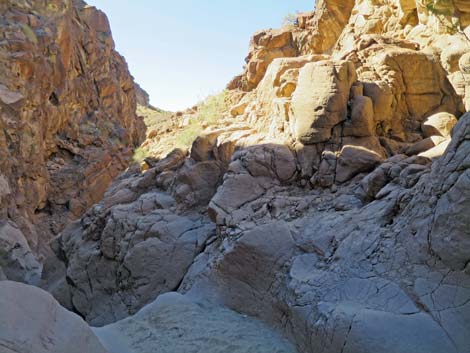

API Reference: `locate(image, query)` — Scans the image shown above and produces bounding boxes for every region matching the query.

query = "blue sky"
[87,0,313,111]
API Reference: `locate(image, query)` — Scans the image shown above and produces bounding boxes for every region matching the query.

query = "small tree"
[424,0,470,42]
[283,13,299,27]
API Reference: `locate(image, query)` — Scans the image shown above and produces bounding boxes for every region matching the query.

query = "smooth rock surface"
[0,281,109,353]
[94,292,298,353]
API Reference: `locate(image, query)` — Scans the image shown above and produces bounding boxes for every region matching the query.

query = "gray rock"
[0,221,41,284]
[0,281,108,353]
[93,292,298,353]
[42,167,215,326]
[336,145,384,183]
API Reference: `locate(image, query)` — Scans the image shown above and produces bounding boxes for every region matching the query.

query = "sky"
[87,0,314,111]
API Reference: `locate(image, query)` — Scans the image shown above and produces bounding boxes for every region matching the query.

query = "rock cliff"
[0,0,145,283]
[2,1,470,353]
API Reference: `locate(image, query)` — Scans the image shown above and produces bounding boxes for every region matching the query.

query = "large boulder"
[0,221,40,284]
[41,164,215,326]
[421,112,458,138]
[208,144,297,225]
[429,114,470,270]
[0,281,108,353]
[291,60,356,144]
[336,145,384,183]
[227,28,297,91]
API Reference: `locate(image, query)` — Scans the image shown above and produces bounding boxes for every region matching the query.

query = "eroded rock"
[0,281,108,353]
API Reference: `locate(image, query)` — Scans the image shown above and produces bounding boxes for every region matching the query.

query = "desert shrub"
[283,13,298,27]
[194,90,229,125]
[175,125,203,148]
[132,147,150,163]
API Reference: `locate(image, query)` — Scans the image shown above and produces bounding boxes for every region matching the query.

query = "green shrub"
[194,90,229,125]
[132,147,150,163]
[175,125,203,148]
[171,90,229,148]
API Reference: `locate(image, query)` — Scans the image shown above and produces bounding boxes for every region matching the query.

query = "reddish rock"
[0,0,145,264]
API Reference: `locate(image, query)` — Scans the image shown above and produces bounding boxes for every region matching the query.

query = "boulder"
[343,95,375,137]
[336,145,384,183]
[421,112,458,138]
[430,116,470,270]
[291,60,356,144]
[405,136,447,156]
[208,144,296,224]
[173,160,224,206]
[0,281,108,353]
[418,139,451,159]
[0,222,41,284]
[41,169,216,326]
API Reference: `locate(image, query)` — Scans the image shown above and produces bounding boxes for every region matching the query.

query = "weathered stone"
[0,221,41,284]
[173,160,224,206]
[308,0,355,53]
[405,136,447,156]
[421,112,458,138]
[0,281,109,353]
[0,0,145,263]
[94,292,298,353]
[343,95,375,137]
[336,145,384,183]
[291,60,356,144]
[41,167,216,326]
[418,139,451,159]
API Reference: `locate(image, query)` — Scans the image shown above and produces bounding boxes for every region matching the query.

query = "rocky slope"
[2,0,470,353]
[0,0,144,283]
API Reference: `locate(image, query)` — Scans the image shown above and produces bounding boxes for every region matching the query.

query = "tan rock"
[230,100,249,116]
[190,132,220,161]
[343,96,375,137]
[291,60,356,144]
[440,44,469,73]
[406,136,447,156]
[336,145,384,183]
[309,0,355,54]
[421,112,458,138]
[418,139,451,159]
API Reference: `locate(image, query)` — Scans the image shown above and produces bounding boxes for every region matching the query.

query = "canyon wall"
[0,0,144,283]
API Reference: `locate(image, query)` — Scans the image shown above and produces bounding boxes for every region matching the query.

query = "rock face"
[0,281,109,353]
[41,151,216,326]
[10,0,470,352]
[291,60,356,143]
[0,0,144,280]
[134,82,155,109]
[179,115,470,353]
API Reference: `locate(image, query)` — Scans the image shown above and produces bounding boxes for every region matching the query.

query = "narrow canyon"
[1,0,470,352]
